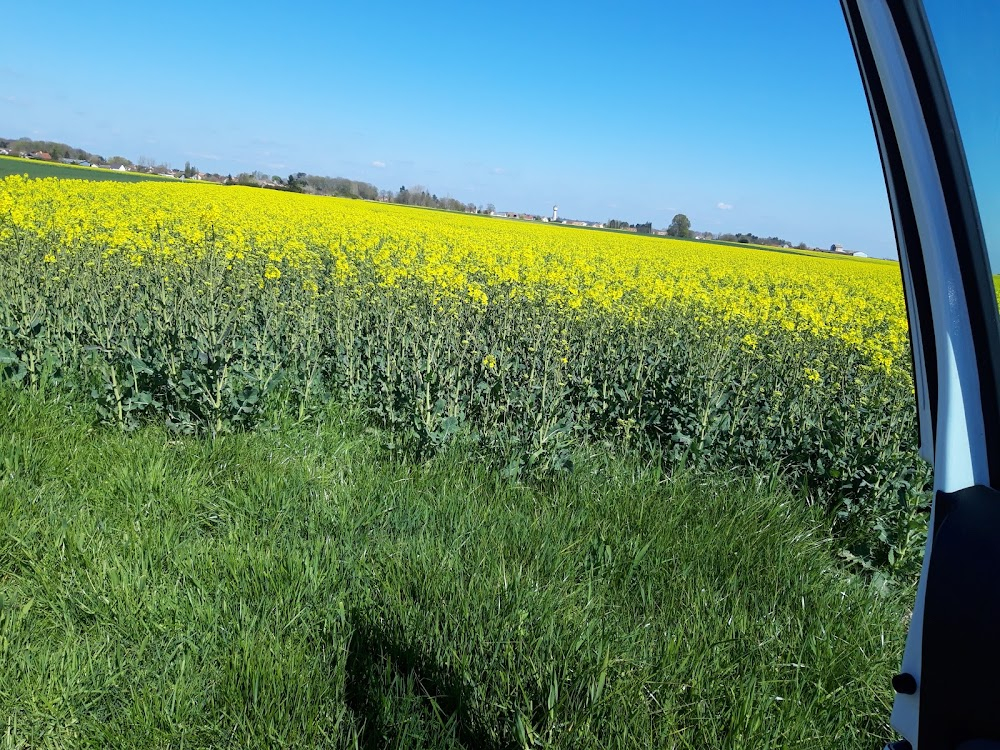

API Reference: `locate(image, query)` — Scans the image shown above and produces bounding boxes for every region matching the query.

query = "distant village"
[484,206,680,237]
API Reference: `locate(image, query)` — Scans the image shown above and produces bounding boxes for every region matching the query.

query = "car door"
[840,1,1000,748]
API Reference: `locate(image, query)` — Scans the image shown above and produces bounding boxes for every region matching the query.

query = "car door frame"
[840,1,1000,748]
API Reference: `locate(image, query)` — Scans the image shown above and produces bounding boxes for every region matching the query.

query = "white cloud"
[492,167,506,175]
[717,202,733,210]
[372,160,386,168]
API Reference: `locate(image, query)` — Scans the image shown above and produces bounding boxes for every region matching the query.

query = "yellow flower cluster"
[0,175,910,373]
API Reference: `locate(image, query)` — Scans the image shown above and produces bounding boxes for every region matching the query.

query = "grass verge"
[0,389,909,748]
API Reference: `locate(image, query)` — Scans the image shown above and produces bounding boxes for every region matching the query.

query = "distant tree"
[183,161,196,178]
[666,214,691,238]
[486,203,495,214]
[796,242,808,250]
[409,185,430,207]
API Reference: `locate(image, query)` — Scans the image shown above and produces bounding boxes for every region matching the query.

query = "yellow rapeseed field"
[0,175,907,373]
[0,174,924,565]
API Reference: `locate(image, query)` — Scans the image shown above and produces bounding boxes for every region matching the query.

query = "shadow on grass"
[344,611,514,750]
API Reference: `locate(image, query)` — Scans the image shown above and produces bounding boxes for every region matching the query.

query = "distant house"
[0,148,9,156]
[29,151,53,161]
[830,243,845,253]
[852,251,869,258]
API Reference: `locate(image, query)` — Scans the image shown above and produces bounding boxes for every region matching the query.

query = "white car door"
[841,2,1000,749]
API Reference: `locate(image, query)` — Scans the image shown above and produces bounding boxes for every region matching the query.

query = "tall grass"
[0,389,908,748]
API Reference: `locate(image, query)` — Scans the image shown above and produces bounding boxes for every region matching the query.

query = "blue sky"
[1,1,986,260]
[924,0,1000,271]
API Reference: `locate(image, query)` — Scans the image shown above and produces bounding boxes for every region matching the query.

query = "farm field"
[0,175,926,564]
[0,155,176,183]
[0,175,921,746]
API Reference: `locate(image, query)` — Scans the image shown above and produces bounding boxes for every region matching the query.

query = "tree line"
[274,176,478,213]
[1,137,132,167]
[608,214,691,237]
[708,231,804,249]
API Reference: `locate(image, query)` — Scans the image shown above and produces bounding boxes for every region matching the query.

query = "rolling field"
[0,155,176,183]
[0,175,921,747]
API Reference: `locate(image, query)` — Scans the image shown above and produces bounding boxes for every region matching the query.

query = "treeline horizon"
[2,135,824,244]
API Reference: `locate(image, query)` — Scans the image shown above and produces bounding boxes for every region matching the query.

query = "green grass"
[0,389,909,749]
[0,155,178,183]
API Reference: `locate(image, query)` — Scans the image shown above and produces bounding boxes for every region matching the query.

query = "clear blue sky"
[2,0,985,260]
